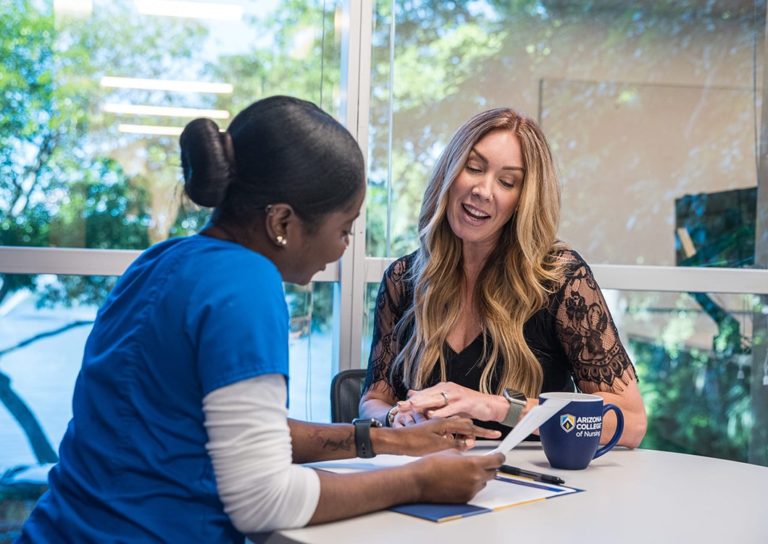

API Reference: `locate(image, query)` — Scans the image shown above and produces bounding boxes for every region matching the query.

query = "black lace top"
[363,249,637,434]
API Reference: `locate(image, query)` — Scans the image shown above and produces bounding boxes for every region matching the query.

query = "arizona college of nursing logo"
[560,414,575,433]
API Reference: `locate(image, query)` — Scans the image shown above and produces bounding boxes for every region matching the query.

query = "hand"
[409,450,506,503]
[399,381,509,422]
[387,417,501,456]
[520,398,538,423]
[390,408,428,428]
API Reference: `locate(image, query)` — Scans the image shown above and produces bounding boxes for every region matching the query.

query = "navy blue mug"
[539,392,624,470]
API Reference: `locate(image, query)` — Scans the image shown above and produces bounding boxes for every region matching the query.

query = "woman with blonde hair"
[360,107,647,447]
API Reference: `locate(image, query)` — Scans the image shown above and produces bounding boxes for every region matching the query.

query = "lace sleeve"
[554,251,638,394]
[362,256,412,398]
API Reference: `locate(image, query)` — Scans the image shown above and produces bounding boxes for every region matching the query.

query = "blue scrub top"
[18,234,289,543]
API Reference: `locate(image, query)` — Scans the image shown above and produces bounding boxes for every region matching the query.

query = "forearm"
[359,397,395,424]
[594,391,647,448]
[288,419,355,462]
[288,419,404,463]
[308,467,420,525]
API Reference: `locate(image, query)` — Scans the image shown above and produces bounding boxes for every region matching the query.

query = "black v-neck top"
[363,249,637,436]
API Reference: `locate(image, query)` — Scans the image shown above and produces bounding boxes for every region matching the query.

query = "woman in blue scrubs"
[18,96,503,543]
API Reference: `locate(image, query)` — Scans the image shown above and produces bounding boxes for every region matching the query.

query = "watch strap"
[352,418,379,458]
[501,389,527,428]
[501,399,526,428]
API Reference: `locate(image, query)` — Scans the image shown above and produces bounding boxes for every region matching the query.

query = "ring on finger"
[440,391,449,406]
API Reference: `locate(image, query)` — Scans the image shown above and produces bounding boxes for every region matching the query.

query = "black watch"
[351,418,382,458]
[501,388,527,428]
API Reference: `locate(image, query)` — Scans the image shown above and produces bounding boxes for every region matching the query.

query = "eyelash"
[465,165,516,188]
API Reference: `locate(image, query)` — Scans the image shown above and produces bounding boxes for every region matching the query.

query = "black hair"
[180,95,364,227]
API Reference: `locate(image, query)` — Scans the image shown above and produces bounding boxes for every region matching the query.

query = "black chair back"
[330,368,368,423]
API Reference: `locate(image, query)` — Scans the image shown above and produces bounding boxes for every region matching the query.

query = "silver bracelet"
[501,400,526,428]
[501,388,527,428]
[385,405,399,427]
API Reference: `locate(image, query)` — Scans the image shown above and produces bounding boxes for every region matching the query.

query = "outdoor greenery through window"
[362,283,766,463]
[366,0,764,264]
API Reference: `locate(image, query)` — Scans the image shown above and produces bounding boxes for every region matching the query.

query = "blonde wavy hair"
[391,108,568,398]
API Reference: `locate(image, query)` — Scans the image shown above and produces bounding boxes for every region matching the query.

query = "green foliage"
[0,0,207,307]
[48,158,151,250]
[286,283,335,335]
[38,157,151,308]
[634,339,752,461]
[210,0,340,116]
[168,201,211,239]
[365,182,418,257]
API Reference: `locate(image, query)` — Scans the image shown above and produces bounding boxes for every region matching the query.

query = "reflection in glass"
[361,282,380,367]
[1,0,342,250]
[362,278,766,464]
[543,79,758,266]
[285,282,336,423]
[366,0,764,266]
[617,289,764,464]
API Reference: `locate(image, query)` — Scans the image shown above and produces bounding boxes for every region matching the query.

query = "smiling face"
[446,129,525,256]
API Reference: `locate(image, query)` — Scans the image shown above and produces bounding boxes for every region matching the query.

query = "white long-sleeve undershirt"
[202,374,320,535]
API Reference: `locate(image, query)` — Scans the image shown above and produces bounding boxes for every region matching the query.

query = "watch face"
[504,388,527,403]
[353,417,382,428]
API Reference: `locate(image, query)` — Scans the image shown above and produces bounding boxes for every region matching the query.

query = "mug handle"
[593,403,624,459]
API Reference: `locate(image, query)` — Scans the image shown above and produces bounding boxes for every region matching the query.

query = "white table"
[267,444,768,544]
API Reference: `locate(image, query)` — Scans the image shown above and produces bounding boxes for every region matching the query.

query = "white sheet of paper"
[307,455,578,514]
[486,398,571,455]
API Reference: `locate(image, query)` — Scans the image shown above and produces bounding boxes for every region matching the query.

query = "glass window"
[0,276,335,471]
[363,0,768,467]
[366,0,765,267]
[1,0,344,435]
[615,288,764,463]
[361,282,380,367]
[0,277,97,468]
[1,0,342,250]
[285,282,336,423]
[362,278,767,464]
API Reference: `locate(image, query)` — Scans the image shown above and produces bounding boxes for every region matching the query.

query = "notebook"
[306,454,581,523]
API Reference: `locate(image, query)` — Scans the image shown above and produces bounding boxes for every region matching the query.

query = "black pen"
[499,464,565,485]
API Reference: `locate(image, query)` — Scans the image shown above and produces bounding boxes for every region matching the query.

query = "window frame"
[1,3,767,460]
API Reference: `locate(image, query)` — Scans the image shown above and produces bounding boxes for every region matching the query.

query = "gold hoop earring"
[276,235,287,247]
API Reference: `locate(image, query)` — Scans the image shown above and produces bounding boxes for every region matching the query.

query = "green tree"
[1,0,207,304]
[200,0,343,328]
[0,0,205,470]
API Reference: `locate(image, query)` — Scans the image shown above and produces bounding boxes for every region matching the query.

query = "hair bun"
[179,118,237,207]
